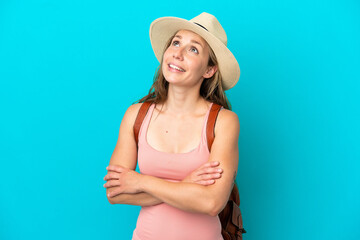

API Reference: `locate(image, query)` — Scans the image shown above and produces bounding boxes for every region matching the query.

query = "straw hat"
[149,12,240,90]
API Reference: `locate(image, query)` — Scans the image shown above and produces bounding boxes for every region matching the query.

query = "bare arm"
[105,162,223,206]
[105,103,161,206]
[106,109,239,216]
[105,103,224,206]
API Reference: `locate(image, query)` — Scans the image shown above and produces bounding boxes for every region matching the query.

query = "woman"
[103,12,240,240]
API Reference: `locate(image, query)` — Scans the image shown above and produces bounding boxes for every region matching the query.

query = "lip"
[167,63,186,73]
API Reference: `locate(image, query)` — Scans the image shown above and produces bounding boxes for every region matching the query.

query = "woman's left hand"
[103,165,143,197]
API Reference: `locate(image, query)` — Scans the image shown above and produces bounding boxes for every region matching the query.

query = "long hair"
[137,34,231,110]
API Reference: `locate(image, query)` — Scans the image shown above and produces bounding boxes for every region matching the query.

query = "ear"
[203,65,218,79]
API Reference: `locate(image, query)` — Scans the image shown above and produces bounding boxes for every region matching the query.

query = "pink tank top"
[132,103,223,240]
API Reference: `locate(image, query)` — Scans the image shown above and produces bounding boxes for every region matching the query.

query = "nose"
[173,46,184,61]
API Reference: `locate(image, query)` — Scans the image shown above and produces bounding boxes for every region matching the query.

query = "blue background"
[1,0,359,239]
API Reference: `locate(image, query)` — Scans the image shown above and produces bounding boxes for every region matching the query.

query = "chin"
[163,72,182,84]
[164,76,181,85]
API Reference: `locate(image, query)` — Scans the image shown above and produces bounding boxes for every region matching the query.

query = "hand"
[103,165,143,197]
[182,161,223,185]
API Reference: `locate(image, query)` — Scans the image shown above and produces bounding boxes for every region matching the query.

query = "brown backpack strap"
[133,101,152,144]
[206,103,222,152]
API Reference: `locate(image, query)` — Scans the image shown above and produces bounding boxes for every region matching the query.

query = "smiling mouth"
[168,64,186,72]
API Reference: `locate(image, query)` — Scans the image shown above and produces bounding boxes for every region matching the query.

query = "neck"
[162,83,207,114]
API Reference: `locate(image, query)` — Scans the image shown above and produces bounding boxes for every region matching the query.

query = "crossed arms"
[103,103,239,216]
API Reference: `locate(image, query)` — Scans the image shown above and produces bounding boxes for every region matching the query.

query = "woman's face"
[162,30,216,89]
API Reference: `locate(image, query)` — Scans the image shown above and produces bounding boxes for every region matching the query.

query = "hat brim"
[149,17,240,90]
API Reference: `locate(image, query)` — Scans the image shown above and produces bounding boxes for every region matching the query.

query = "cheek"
[190,58,207,74]
[161,62,167,75]
[162,48,172,61]
[161,51,169,71]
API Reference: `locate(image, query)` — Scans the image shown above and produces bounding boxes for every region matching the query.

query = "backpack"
[133,101,246,240]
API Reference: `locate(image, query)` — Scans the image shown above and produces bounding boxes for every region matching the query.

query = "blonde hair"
[137,33,231,110]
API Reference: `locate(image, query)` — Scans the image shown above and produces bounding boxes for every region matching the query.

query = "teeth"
[169,64,185,72]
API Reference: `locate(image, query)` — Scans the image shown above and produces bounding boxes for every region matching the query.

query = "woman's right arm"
[105,103,161,206]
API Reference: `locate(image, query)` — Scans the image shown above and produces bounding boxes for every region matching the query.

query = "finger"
[194,167,214,176]
[104,172,121,181]
[191,172,221,184]
[198,161,219,170]
[106,165,125,173]
[200,173,221,180]
[196,167,223,176]
[103,180,120,188]
[209,161,220,167]
[107,188,123,198]
[197,179,215,185]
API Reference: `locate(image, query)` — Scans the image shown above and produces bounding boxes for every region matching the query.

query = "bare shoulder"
[121,102,144,126]
[109,102,145,170]
[116,102,148,138]
[215,108,240,135]
[124,102,143,118]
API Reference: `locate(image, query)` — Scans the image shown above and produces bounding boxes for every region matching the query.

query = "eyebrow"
[174,35,204,48]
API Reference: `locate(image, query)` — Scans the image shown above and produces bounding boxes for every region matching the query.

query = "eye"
[190,47,199,54]
[172,40,180,47]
